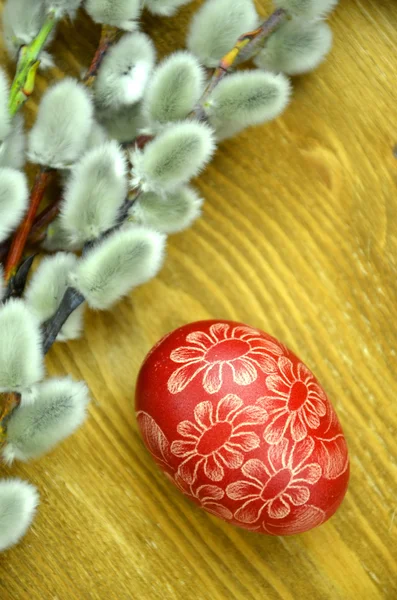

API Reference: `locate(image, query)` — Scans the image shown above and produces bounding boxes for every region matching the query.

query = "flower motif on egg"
[226,437,322,523]
[170,394,268,484]
[167,323,283,395]
[173,475,233,520]
[259,357,327,444]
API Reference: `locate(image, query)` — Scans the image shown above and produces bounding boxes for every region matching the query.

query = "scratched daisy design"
[259,356,327,444]
[171,393,268,484]
[167,322,283,395]
[227,437,322,523]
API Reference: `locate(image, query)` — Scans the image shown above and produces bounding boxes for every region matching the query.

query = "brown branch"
[194,9,287,118]
[4,167,54,282]
[0,392,20,451]
[28,197,62,245]
[0,198,61,263]
[83,25,120,86]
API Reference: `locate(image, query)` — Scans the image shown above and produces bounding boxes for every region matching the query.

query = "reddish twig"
[4,167,53,281]
[0,392,20,450]
[194,9,287,120]
[28,197,61,245]
[0,197,61,263]
[83,24,120,86]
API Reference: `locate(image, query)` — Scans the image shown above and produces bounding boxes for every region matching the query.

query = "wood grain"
[1,1,396,598]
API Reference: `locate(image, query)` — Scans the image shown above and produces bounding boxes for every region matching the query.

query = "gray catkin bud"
[97,102,145,143]
[0,168,29,243]
[206,70,291,137]
[70,226,166,310]
[131,121,215,194]
[3,377,90,464]
[44,0,82,19]
[2,0,50,62]
[61,141,128,242]
[28,78,94,169]
[273,0,338,19]
[131,186,203,234]
[94,33,156,110]
[144,51,205,128]
[0,300,44,394]
[0,114,26,169]
[255,20,333,75]
[187,0,258,68]
[0,479,39,552]
[25,253,85,342]
[0,68,11,142]
[145,0,193,17]
[84,0,141,31]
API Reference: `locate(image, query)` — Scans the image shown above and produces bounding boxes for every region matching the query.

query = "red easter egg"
[135,320,349,535]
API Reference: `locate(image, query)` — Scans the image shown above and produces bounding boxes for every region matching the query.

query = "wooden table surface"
[1,1,396,598]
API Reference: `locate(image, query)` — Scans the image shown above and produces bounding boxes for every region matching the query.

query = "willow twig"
[83,24,121,86]
[4,168,54,281]
[3,24,121,285]
[9,11,57,116]
[28,198,62,245]
[0,392,21,450]
[194,9,287,119]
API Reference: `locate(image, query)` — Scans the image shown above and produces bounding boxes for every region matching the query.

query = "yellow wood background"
[1,1,396,598]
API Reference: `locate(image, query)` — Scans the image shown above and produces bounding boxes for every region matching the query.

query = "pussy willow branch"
[0,12,288,445]
[37,12,290,354]
[2,25,121,286]
[193,8,288,121]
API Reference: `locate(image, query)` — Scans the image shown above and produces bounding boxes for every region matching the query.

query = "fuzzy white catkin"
[187,0,258,68]
[25,253,85,341]
[0,267,4,301]
[94,33,156,110]
[206,71,291,138]
[3,378,90,464]
[42,218,82,252]
[0,479,39,552]
[0,168,29,243]
[2,0,54,66]
[85,121,109,151]
[131,121,215,194]
[145,0,192,17]
[84,0,141,31]
[273,0,338,19]
[44,0,82,19]
[61,142,128,243]
[0,300,44,394]
[98,103,145,143]
[255,20,333,75]
[131,186,203,234]
[28,78,94,169]
[0,68,11,142]
[70,226,166,310]
[0,114,26,169]
[144,51,205,128]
